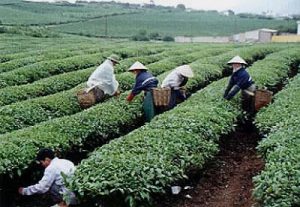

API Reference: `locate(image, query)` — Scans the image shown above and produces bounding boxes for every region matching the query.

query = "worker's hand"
[223,95,230,100]
[18,187,24,195]
[114,90,120,97]
[126,93,135,102]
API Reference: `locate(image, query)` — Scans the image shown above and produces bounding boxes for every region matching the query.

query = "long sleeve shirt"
[224,67,254,99]
[131,71,158,96]
[87,59,119,95]
[21,158,76,196]
[161,69,187,90]
[228,67,253,90]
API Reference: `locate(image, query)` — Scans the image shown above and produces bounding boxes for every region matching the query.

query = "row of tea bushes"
[253,72,300,207]
[0,45,259,174]
[0,47,176,106]
[0,45,165,88]
[0,48,227,134]
[0,45,118,73]
[69,48,300,206]
[0,45,273,176]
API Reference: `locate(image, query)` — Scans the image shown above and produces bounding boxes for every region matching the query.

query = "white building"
[175,36,229,43]
[298,21,300,35]
[233,28,277,43]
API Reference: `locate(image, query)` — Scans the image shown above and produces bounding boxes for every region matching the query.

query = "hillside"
[0,0,296,38]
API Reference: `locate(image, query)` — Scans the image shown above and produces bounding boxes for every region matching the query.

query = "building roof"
[260,28,278,33]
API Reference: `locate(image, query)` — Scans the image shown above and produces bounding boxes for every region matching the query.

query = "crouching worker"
[18,148,77,207]
[223,55,256,113]
[161,65,194,109]
[126,61,158,122]
[85,54,120,103]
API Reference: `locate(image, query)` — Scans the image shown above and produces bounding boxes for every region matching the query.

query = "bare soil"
[155,123,264,207]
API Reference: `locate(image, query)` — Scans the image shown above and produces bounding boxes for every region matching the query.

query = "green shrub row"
[0,45,119,73]
[0,45,196,108]
[0,48,226,134]
[0,37,103,63]
[69,47,296,206]
[253,70,300,207]
[0,45,275,177]
[0,47,176,107]
[0,45,165,88]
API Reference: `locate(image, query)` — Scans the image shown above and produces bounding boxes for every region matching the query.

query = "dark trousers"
[168,89,186,110]
[93,87,105,103]
[143,91,155,122]
[49,184,77,205]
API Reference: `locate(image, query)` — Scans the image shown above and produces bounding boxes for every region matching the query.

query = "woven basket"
[77,89,96,109]
[152,88,171,107]
[255,89,273,111]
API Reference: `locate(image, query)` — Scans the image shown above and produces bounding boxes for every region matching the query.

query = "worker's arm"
[224,85,240,100]
[20,168,55,195]
[113,89,120,97]
[223,80,234,99]
[126,92,135,102]
[179,77,188,87]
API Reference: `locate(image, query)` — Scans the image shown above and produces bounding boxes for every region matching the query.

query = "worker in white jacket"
[18,148,77,207]
[86,54,120,102]
[161,65,194,109]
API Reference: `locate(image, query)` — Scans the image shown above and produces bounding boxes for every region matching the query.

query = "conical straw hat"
[227,56,247,65]
[106,54,120,64]
[176,65,194,78]
[128,61,148,71]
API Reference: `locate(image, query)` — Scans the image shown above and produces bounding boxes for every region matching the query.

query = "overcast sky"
[30,0,300,15]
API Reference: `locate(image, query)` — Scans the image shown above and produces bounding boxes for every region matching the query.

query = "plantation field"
[51,10,295,38]
[0,0,139,25]
[0,0,300,206]
[0,29,300,207]
[0,0,296,38]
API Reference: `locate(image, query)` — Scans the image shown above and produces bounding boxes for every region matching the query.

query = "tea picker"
[126,61,158,122]
[160,64,194,109]
[224,55,272,113]
[77,54,120,109]
[18,148,77,207]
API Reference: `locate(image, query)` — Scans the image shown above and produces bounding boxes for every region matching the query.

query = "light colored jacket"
[161,69,185,90]
[21,157,75,195]
[87,59,119,96]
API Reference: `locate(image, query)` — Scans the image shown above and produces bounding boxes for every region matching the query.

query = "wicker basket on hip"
[152,87,171,107]
[255,89,273,111]
[77,89,96,109]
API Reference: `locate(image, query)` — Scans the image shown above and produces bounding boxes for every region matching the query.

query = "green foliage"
[2,26,60,38]
[52,10,296,37]
[0,48,168,107]
[254,70,300,206]
[69,45,290,206]
[0,45,237,175]
[176,4,186,10]
[131,30,149,41]
[0,47,228,134]
[0,1,139,25]
[162,35,174,42]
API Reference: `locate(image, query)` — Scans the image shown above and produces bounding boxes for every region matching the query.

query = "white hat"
[176,65,194,78]
[227,56,247,65]
[128,61,148,71]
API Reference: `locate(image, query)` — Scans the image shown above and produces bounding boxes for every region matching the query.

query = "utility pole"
[105,15,108,37]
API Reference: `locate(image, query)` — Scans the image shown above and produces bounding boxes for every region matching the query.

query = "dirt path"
[155,123,264,207]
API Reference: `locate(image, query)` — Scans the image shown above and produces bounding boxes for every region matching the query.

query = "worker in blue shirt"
[224,56,256,112]
[126,61,158,122]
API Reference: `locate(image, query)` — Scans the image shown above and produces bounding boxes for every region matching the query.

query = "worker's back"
[46,157,75,187]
